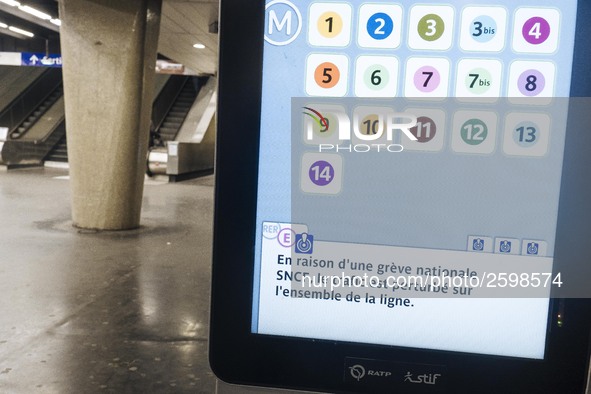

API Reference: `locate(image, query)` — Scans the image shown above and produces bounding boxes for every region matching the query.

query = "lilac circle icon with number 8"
[522,17,550,45]
[414,66,440,93]
[518,69,545,96]
[309,160,334,186]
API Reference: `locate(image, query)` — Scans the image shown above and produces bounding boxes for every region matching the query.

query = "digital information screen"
[252,0,577,360]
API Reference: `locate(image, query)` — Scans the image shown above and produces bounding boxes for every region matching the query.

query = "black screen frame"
[210,1,591,392]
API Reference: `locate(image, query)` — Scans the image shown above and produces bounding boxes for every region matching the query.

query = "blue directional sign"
[21,52,62,68]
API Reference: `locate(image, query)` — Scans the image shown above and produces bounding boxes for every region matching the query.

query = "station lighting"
[8,25,33,37]
[0,22,7,29]
[193,43,206,49]
[0,0,20,7]
[18,5,51,20]
[0,1,61,30]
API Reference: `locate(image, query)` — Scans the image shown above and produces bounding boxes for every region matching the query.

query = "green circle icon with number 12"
[364,66,389,91]
[418,14,444,41]
[461,118,488,146]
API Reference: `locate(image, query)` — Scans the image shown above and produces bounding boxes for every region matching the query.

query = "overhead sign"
[0,52,63,67]
[21,52,62,67]
[0,52,22,66]
[156,59,185,75]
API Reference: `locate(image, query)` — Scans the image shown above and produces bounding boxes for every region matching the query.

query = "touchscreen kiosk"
[210,0,591,392]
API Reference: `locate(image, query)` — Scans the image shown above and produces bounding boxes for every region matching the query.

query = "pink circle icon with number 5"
[414,66,440,93]
[522,17,550,45]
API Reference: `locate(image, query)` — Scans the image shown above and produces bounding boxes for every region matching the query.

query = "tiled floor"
[0,168,216,393]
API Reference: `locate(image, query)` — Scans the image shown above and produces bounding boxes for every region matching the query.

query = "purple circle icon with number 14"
[309,160,334,186]
[522,17,550,45]
[414,66,440,93]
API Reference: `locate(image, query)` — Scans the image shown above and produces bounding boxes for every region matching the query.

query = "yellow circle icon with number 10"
[318,12,343,38]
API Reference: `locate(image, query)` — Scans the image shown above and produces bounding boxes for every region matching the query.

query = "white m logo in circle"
[265,0,302,46]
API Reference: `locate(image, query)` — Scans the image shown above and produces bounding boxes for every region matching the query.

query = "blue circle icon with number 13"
[367,13,394,40]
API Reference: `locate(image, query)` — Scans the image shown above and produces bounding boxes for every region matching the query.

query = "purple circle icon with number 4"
[518,69,545,96]
[522,17,550,45]
[309,160,334,186]
[414,66,440,93]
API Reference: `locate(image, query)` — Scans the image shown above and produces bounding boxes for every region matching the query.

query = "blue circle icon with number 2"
[367,12,394,40]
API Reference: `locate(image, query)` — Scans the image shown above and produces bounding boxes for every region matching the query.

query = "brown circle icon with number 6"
[314,62,340,89]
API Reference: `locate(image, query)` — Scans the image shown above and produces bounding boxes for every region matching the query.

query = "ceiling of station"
[0,0,219,76]
[159,0,219,75]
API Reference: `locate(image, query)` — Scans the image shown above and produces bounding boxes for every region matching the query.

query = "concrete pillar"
[59,0,162,230]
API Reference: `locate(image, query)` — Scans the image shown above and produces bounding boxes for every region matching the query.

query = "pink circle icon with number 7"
[522,17,550,45]
[413,66,440,93]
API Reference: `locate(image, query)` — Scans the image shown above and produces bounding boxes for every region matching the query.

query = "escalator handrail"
[151,76,191,132]
[0,68,63,136]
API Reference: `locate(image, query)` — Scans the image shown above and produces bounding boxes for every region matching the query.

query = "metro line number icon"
[265,0,302,46]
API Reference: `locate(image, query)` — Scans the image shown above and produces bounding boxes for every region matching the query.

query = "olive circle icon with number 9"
[513,121,539,147]
[309,160,334,186]
[418,14,444,41]
[364,66,389,90]
[318,11,343,38]
[314,62,340,89]
[461,118,488,146]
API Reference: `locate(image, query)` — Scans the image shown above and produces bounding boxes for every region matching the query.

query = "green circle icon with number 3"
[364,66,389,91]
[418,14,444,41]
[461,118,488,146]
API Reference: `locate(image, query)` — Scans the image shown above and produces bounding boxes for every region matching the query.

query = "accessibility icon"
[295,233,314,254]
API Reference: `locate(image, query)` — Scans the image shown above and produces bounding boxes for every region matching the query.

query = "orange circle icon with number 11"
[314,62,341,89]
[318,11,343,38]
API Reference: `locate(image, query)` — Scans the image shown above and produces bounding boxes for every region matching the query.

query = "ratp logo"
[265,1,302,46]
[349,364,366,381]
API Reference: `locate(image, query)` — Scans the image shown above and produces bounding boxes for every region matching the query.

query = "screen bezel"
[210,1,591,392]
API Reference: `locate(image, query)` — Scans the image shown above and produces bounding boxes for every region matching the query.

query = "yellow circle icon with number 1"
[318,12,343,38]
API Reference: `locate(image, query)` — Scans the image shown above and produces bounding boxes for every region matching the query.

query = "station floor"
[0,167,217,393]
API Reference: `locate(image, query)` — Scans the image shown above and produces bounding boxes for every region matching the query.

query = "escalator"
[10,86,63,140]
[48,75,201,165]
[157,79,199,143]
[44,134,68,162]
[147,76,216,180]
[0,71,203,168]
[0,68,65,167]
